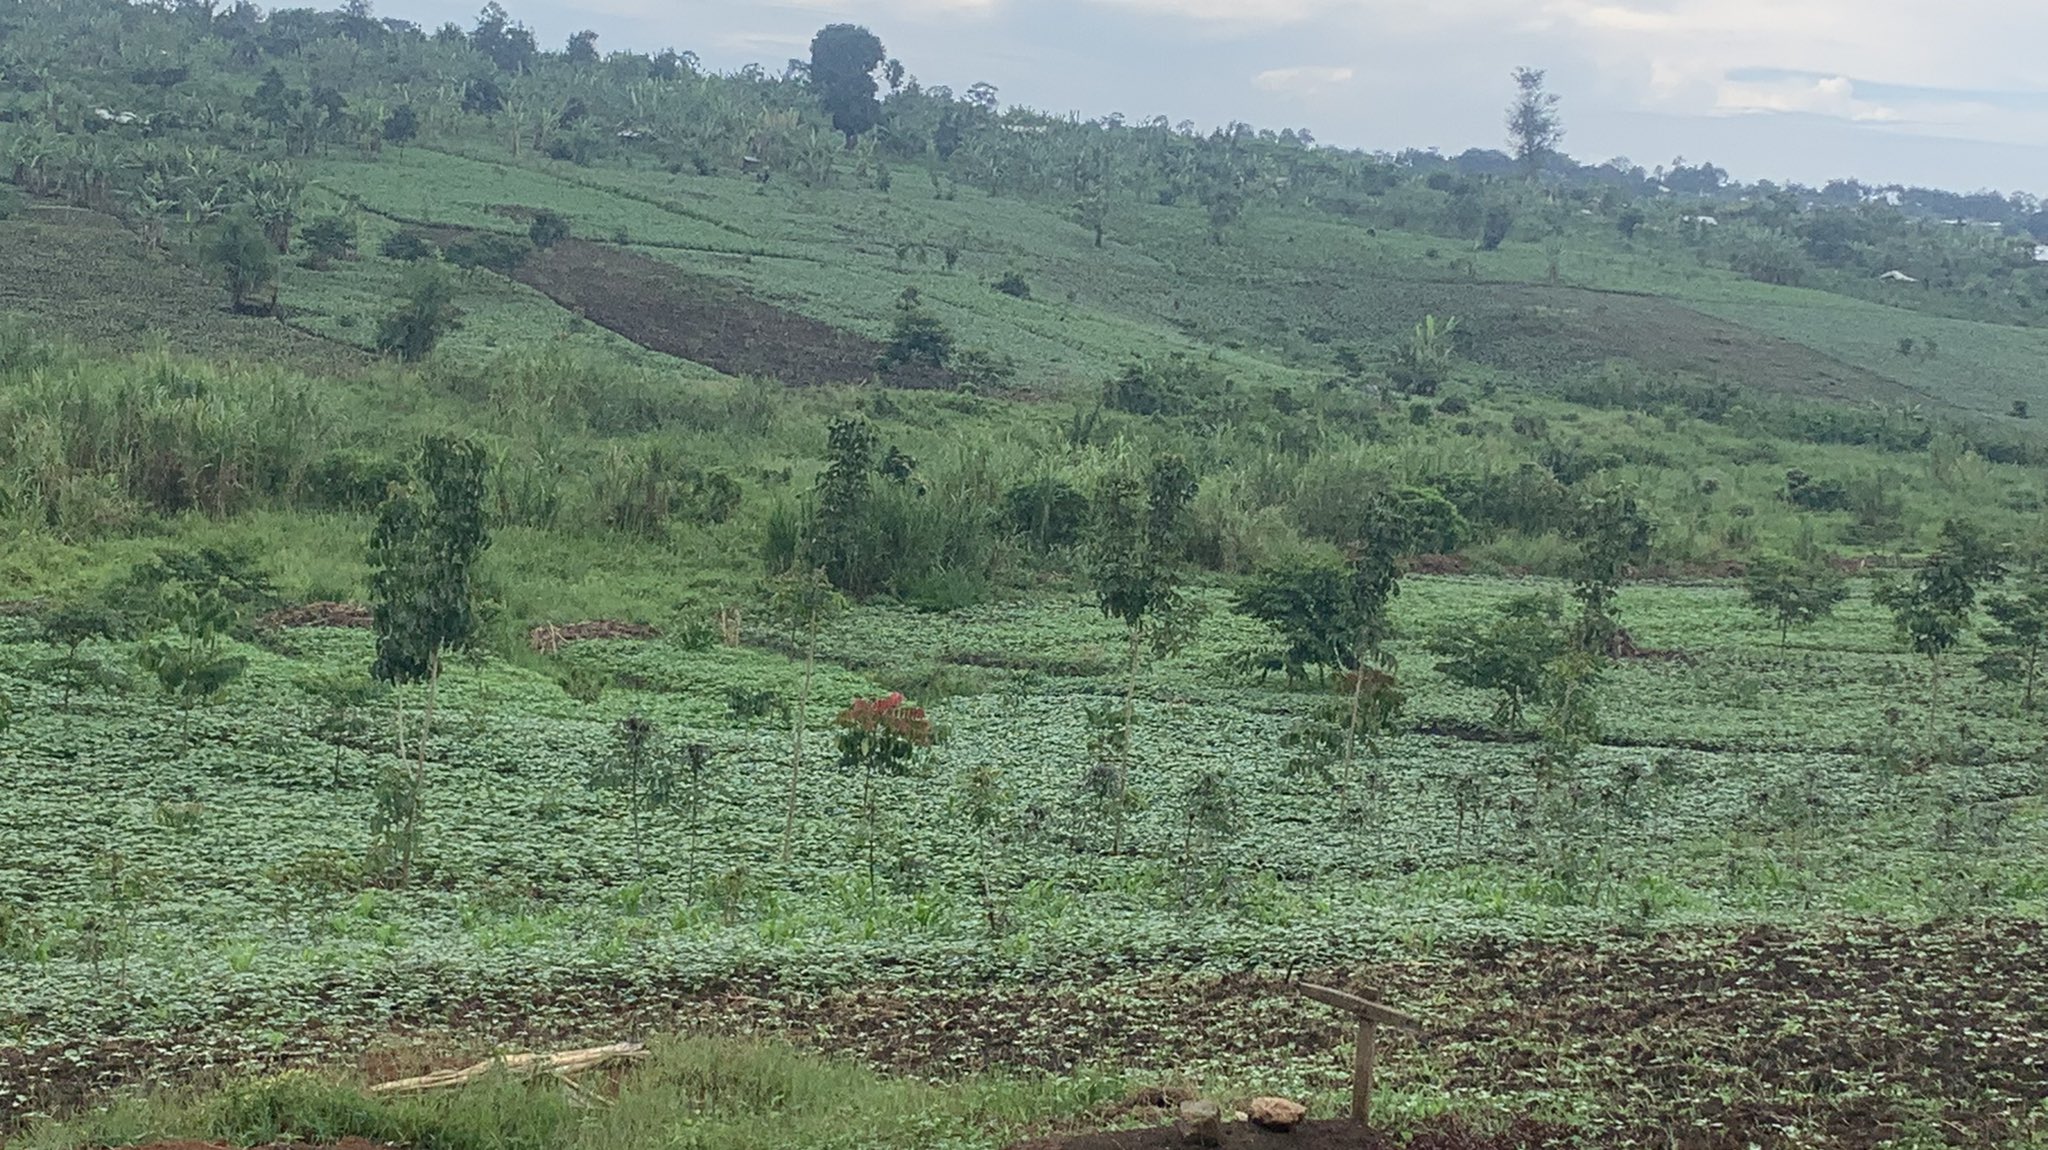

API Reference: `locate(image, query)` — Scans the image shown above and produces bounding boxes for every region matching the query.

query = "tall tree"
[808,24,886,141]
[1506,66,1563,180]
[367,436,492,885]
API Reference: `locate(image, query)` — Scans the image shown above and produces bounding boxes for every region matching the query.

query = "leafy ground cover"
[3,575,2045,1144]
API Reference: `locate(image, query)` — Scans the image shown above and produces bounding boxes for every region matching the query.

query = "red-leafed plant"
[835,692,935,890]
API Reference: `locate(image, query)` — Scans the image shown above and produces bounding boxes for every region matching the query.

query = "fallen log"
[368,1042,648,1096]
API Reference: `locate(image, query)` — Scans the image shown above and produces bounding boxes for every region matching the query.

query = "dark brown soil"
[10,920,2043,1148]
[1015,1115,1567,1150]
[510,239,954,388]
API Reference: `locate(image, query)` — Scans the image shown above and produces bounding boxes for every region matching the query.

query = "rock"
[1247,1096,1308,1131]
[1177,1099,1223,1146]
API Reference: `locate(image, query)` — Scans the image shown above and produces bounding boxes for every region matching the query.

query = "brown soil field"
[510,240,954,388]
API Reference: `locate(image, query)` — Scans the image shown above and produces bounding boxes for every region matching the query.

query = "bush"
[992,271,1032,299]
[444,233,533,276]
[376,267,462,362]
[379,229,438,262]
[876,288,953,373]
[299,216,356,269]
[528,210,571,249]
[1003,476,1089,550]
[302,451,407,511]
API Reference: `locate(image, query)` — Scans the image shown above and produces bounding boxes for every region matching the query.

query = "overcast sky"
[394,0,2048,194]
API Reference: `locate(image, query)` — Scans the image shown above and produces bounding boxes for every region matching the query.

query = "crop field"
[5,575,2046,1144]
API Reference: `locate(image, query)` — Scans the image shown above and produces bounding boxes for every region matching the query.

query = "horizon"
[375,0,2048,197]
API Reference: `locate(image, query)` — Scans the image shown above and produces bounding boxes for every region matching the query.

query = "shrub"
[992,271,1032,299]
[379,230,438,262]
[1003,476,1090,550]
[528,210,571,249]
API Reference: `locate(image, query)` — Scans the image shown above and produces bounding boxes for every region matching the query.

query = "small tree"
[1743,554,1849,646]
[36,601,131,709]
[876,288,952,373]
[834,692,935,890]
[772,566,844,861]
[528,209,571,249]
[1566,488,1654,652]
[1431,594,1572,731]
[382,104,419,151]
[299,215,356,269]
[376,266,463,362]
[1084,446,1199,853]
[209,213,278,314]
[1506,66,1563,179]
[135,585,247,723]
[1873,518,2007,730]
[586,714,678,875]
[1978,578,2048,710]
[1389,315,1459,395]
[366,436,491,885]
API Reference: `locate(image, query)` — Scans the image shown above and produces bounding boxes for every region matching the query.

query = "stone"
[1246,1096,1308,1131]
[1177,1099,1224,1146]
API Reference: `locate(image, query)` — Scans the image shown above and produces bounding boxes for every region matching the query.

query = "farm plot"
[1,579,2045,1143]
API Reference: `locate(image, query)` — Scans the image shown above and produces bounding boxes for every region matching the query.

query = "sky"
[393,0,2048,194]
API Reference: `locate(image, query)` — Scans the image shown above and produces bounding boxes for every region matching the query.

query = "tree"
[587,714,678,875]
[1084,447,1199,853]
[1743,554,1849,646]
[1506,66,1563,179]
[1235,555,1359,685]
[876,287,952,373]
[834,692,935,891]
[809,24,886,141]
[527,209,570,249]
[1431,594,1572,730]
[376,267,462,362]
[135,585,246,721]
[565,29,599,64]
[209,213,278,314]
[1977,578,2047,710]
[1873,519,2007,729]
[299,215,356,269]
[771,566,844,862]
[367,436,492,885]
[1480,204,1513,251]
[1566,488,1654,652]
[382,104,418,150]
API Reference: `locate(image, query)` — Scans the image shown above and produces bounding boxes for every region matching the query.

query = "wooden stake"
[1355,1018,1377,1121]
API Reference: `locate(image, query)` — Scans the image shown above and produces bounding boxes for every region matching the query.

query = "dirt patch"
[11,920,2044,1148]
[528,620,662,652]
[510,240,954,388]
[1015,1115,1568,1150]
[261,602,373,630]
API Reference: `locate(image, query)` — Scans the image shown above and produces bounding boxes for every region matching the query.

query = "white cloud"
[1253,64,1354,95]
[1715,75,1900,123]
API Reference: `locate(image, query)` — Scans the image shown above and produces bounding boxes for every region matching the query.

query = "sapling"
[367,435,491,886]
[834,692,935,893]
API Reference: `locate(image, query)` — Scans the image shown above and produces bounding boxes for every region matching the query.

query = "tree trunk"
[1115,624,1141,855]
[780,616,818,862]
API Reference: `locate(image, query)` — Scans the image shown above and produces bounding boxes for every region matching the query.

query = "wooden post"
[1355,1018,1377,1121]
[1299,982,1421,1126]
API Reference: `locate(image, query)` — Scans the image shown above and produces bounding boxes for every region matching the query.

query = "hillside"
[3,4,2048,1149]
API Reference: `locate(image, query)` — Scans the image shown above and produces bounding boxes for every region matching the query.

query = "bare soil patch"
[528,620,662,651]
[1014,1115,1568,1150]
[510,240,954,388]
[10,921,2042,1148]
[261,602,373,630]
